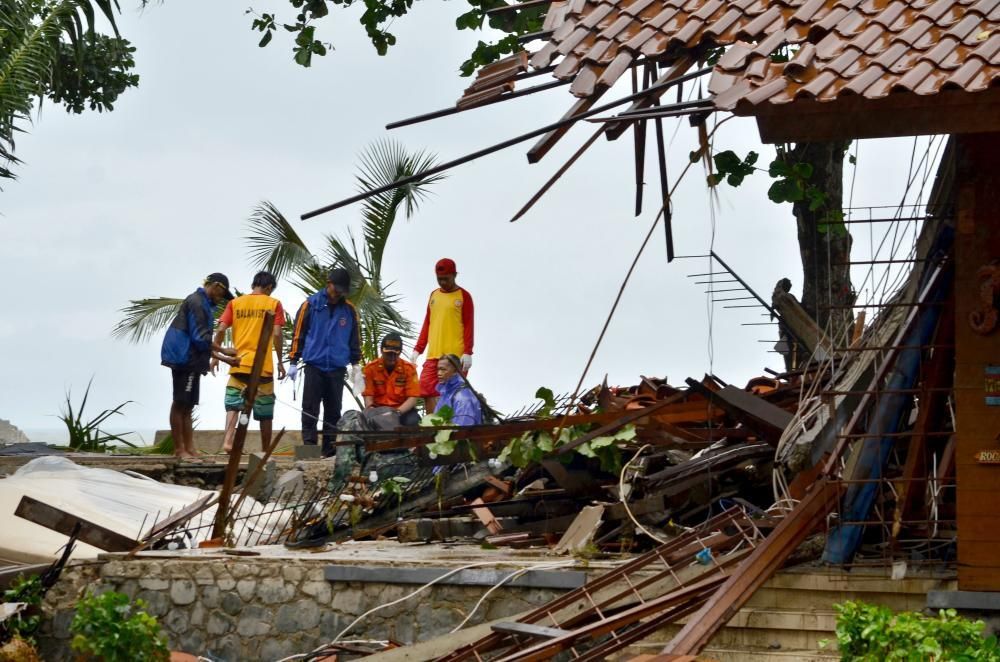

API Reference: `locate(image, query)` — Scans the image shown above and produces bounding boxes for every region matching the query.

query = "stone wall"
[39,557,564,661]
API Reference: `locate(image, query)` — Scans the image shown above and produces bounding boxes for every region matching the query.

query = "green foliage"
[58,377,137,452]
[422,405,460,458]
[46,32,137,113]
[0,0,137,182]
[495,387,632,473]
[70,591,169,662]
[705,145,849,237]
[708,149,758,187]
[252,0,544,77]
[380,475,411,510]
[1,574,43,644]
[829,600,1000,661]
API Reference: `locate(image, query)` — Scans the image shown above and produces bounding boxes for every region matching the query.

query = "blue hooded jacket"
[435,375,483,426]
[288,290,362,372]
[161,288,215,373]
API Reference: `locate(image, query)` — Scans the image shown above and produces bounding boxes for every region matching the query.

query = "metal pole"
[301,65,712,220]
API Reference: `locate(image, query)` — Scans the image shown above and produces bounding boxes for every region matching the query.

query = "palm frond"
[111,297,183,344]
[245,200,318,280]
[356,139,443,274]
[0,0,122,181]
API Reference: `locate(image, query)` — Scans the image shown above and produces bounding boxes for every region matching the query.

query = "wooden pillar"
[955,133,1000,591]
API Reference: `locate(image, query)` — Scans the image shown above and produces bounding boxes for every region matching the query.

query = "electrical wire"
[618,444,674,543]
[448,559,580,633]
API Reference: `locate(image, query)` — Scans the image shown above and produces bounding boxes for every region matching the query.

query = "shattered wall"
[38,558,562,661]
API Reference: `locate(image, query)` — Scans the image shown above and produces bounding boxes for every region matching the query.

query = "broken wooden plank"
[657,477,841,657]
[14,495,136,552]
[491,622,568,639]
[552,505,604,555]
[684,379,792,444]
[469,498,503,535]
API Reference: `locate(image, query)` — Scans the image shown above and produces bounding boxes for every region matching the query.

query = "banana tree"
[112,139,443,362]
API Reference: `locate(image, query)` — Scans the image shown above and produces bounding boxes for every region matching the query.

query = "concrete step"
[626,569,956,660]
[621,643,839,662]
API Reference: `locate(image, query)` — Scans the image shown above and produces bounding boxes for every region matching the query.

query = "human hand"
[461,354,473,371]
[277,361,287,380]
[222,347,238,357]
[350,365,365,393]
[410,349,421,365]
[210,357,219,376]
[286,362,298,382]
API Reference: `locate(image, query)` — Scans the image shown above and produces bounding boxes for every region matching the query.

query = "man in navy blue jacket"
[161,273,239,461]
[288,268,362,456]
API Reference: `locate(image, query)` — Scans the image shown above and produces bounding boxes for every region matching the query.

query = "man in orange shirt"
[410,258,474,412]
[361,332,421,425]
[212,271,286,454]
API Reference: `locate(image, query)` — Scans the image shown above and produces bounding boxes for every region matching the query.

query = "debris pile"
[291,370,818,554]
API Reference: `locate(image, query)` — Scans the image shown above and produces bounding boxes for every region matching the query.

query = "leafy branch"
[706,147,849,236]
[247,0,544,75]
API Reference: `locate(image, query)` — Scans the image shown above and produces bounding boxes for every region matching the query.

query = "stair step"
[621,643,839,662]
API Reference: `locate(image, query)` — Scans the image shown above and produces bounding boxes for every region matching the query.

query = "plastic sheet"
[0,457,288,563]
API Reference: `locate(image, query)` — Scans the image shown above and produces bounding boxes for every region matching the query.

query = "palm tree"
[112,139,443,361]
[1,0,123,181]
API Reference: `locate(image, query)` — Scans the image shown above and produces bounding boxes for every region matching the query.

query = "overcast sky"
[1,1,939,442]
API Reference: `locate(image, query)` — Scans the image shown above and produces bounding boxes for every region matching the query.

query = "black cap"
[328,268,350,295]
[381,332,403,353]
[206,272,235,300]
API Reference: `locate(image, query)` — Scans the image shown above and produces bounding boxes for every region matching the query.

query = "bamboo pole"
[212,310,275,540]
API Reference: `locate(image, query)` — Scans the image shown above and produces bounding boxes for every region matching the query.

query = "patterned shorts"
[224,377,275,420]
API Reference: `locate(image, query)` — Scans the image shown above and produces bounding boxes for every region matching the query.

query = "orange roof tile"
[463,0,999,126]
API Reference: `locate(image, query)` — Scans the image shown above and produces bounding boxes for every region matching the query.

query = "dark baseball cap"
[381,332,403,353]
[206,272,235,300]
[327,268,351,294]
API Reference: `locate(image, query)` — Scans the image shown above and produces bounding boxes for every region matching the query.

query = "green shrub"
[70,592,168,661]
[831,600,1000,661]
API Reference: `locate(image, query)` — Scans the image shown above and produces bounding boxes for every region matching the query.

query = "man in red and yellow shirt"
[411,258,474,412]
[362,332,421,426]
[212,271,286,454]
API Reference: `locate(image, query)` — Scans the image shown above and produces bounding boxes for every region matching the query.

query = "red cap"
[435,258,457,275]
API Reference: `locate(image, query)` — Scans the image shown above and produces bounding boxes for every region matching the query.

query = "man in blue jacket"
[288,268,362,456]
[161,273,239,461]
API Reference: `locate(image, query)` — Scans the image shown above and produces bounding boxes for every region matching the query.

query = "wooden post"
[212,310,275,541]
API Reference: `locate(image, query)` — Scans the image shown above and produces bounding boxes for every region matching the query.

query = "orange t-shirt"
[219,294,285,377]
[362,358,420,408]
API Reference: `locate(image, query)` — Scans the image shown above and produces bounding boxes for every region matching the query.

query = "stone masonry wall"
[39,558,564,661]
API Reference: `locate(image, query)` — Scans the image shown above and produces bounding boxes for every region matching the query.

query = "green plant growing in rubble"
[1,574,43,645]
[70,591,168,662]
[381,476,411,518]
[423,405,480,461]
[496,388,633,474]
[823,600,1000,661]
[57,378,137,453]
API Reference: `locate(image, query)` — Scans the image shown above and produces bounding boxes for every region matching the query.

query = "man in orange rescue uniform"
[362,332,421,426]
[410,258,474,413]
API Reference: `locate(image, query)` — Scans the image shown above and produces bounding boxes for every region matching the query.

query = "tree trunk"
[789,141,855,345]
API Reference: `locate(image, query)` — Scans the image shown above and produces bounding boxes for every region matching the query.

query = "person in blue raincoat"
[433,354,483,426]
